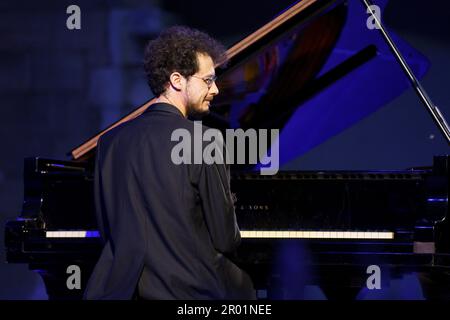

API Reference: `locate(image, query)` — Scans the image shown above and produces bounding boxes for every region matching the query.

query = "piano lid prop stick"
[361,0,450,144]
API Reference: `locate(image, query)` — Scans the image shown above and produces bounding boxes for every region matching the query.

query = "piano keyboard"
[45,230,394,240]
[46,231,100,238]
[240,230,394,239]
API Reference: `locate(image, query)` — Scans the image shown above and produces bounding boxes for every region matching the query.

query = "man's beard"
[187,102,210,120]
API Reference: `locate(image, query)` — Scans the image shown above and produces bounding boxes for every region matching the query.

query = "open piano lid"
[70,0,430,166]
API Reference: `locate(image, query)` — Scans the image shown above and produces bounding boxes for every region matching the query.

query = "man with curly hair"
[84,26,255,300]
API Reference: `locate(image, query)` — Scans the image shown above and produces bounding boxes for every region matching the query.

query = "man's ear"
[168,72,184,91]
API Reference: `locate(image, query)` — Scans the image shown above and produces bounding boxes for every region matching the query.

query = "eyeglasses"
[190,75,217,89]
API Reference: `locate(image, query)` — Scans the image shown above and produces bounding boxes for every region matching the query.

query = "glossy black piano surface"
[4,0,450,300]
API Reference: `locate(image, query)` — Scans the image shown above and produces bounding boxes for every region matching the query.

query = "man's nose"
[210,81,219,96]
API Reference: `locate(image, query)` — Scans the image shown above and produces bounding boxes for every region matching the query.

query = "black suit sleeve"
[197,161,241,254]
[94,138,107,242]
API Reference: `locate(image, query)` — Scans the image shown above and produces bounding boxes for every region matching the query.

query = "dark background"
[0,0,449,299]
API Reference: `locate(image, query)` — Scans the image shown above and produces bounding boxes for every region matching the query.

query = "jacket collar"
[143,102,185,118]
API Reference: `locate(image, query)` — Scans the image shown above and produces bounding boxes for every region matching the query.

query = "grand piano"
[5,0,450,300]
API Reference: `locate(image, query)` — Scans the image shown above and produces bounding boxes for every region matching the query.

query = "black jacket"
[83,103,254,299]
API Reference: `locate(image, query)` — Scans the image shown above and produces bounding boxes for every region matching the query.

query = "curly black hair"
[144,26,227,96]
